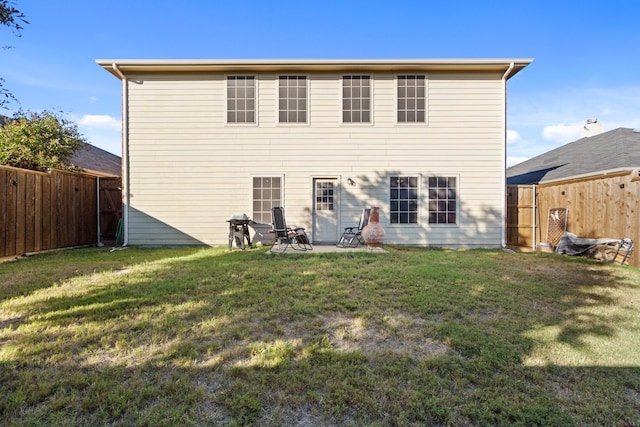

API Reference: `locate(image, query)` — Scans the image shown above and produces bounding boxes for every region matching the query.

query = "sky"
[1,0,639,167]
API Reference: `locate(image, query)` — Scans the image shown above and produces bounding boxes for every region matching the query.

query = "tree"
[0,0,26,31]
[0,110,86,171]
[1,0,28,108]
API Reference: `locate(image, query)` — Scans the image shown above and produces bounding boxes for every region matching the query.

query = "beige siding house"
[97,59,532,248]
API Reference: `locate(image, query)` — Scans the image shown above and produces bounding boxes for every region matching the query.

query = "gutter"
[501,62,515,248]
[112,63,129,247]
[95,58,534,77]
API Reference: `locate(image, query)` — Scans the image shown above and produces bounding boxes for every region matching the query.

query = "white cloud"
[542,123,582,145]
[506,129,522,145]
[90,96,99,102]
[77,114,121,130]
[509,85,640,159]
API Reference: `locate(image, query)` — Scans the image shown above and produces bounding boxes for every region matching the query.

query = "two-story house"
[97,59,531,247]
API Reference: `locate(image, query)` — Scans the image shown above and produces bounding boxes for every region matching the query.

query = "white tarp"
[555,232,621,255]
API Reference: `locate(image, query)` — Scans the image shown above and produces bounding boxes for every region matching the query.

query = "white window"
[342,75,371,123]
[390,176,418,224]
[227,76,256,123]
[428,177,457,224]
[252,177,281,224]
[279,76,307,123]
[397,75,426,123]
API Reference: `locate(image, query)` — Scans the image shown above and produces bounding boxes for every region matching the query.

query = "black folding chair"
[336,208,370,248]
[269,207,313,253]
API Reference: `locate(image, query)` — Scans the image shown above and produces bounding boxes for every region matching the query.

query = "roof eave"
[95,58,533,79]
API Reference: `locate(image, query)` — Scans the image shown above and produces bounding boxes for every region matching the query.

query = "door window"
[315,181,334,210]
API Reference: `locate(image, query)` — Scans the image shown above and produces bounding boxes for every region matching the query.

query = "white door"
[313,178,338,243]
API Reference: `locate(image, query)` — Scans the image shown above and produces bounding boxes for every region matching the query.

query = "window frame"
[427,176,458,225]
[388,174,420,225]
[278,75,308,124]
[251,175,283,224]
[342,75,372,124]
[396,74,427,125]
[226,75,257,125]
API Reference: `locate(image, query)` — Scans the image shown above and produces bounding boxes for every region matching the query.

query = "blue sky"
[1,0,639,166]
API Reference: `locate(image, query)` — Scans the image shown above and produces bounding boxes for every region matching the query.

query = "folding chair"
[269,206,313,253]
[336,208,370,248]
[613,238,634,265]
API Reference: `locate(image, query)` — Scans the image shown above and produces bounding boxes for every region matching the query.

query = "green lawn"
[1,246,639,426]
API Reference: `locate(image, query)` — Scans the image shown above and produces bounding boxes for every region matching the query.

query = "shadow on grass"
[0,247,204,302]
[1,247,640,425]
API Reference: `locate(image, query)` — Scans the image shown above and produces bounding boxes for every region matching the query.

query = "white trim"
[501,62,515,248]
[311,176,340,243]
[395,74,428,126]
[387,173,421,226]
[225,74,258,126]
[340,74,374,125]
[249,174,285,224]
[425,173,460,227]
[276,74,309,125]
[112,63,129,246]
[97,58,534,78]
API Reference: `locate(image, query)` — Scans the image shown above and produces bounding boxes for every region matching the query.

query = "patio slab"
[267,244,387,254]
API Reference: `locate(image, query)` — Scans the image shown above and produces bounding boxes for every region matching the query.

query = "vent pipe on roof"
[580,118,605,138]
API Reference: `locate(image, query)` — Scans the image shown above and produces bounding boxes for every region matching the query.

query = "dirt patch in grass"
[321,312,449,360]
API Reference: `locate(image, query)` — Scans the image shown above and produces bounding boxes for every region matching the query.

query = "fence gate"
[506,185,536,250]
[99,177,122,244]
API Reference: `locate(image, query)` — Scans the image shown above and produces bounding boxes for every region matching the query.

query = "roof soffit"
[96,58,533,79]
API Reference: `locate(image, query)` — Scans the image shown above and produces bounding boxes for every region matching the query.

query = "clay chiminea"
[361,206,386,248]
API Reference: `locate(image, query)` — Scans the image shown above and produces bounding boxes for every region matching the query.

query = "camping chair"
[336,208,371,248]
[269,206,313,253]
[613,238,634,265]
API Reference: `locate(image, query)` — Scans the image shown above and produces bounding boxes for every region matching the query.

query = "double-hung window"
[252,177,281,224]
[279,76,307,123]
[342,75,371,123]
[389,176,418,224]
[227,76,256,124]
[397,75,426,123]
[428,177,457,224]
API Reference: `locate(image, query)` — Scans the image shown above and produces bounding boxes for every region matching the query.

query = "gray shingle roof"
[507,127,640,184]
[70,143,121,177]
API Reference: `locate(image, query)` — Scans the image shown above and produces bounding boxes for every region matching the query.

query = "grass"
[1,246,639,426]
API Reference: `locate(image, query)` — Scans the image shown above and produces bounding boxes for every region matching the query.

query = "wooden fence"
[507,169,639,267]
[1,165,122,258]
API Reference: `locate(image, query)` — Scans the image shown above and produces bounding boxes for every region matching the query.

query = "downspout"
[112,63,129,246]
[96,176,103,247]
[501,62,515,248]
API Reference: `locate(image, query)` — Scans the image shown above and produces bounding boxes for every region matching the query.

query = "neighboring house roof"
[96,58,532,79]
[70,143,122,177]
[507,127,640,184]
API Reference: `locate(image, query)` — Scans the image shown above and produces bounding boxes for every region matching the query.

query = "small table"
[227,219,252,250]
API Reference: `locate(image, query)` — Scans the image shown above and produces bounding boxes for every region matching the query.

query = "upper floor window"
[397,75,426,123]
[390,176,418,224]
[279,76,307,123]
[227,76,255,124]
[428,177,457,224]
[342,75,371,123]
